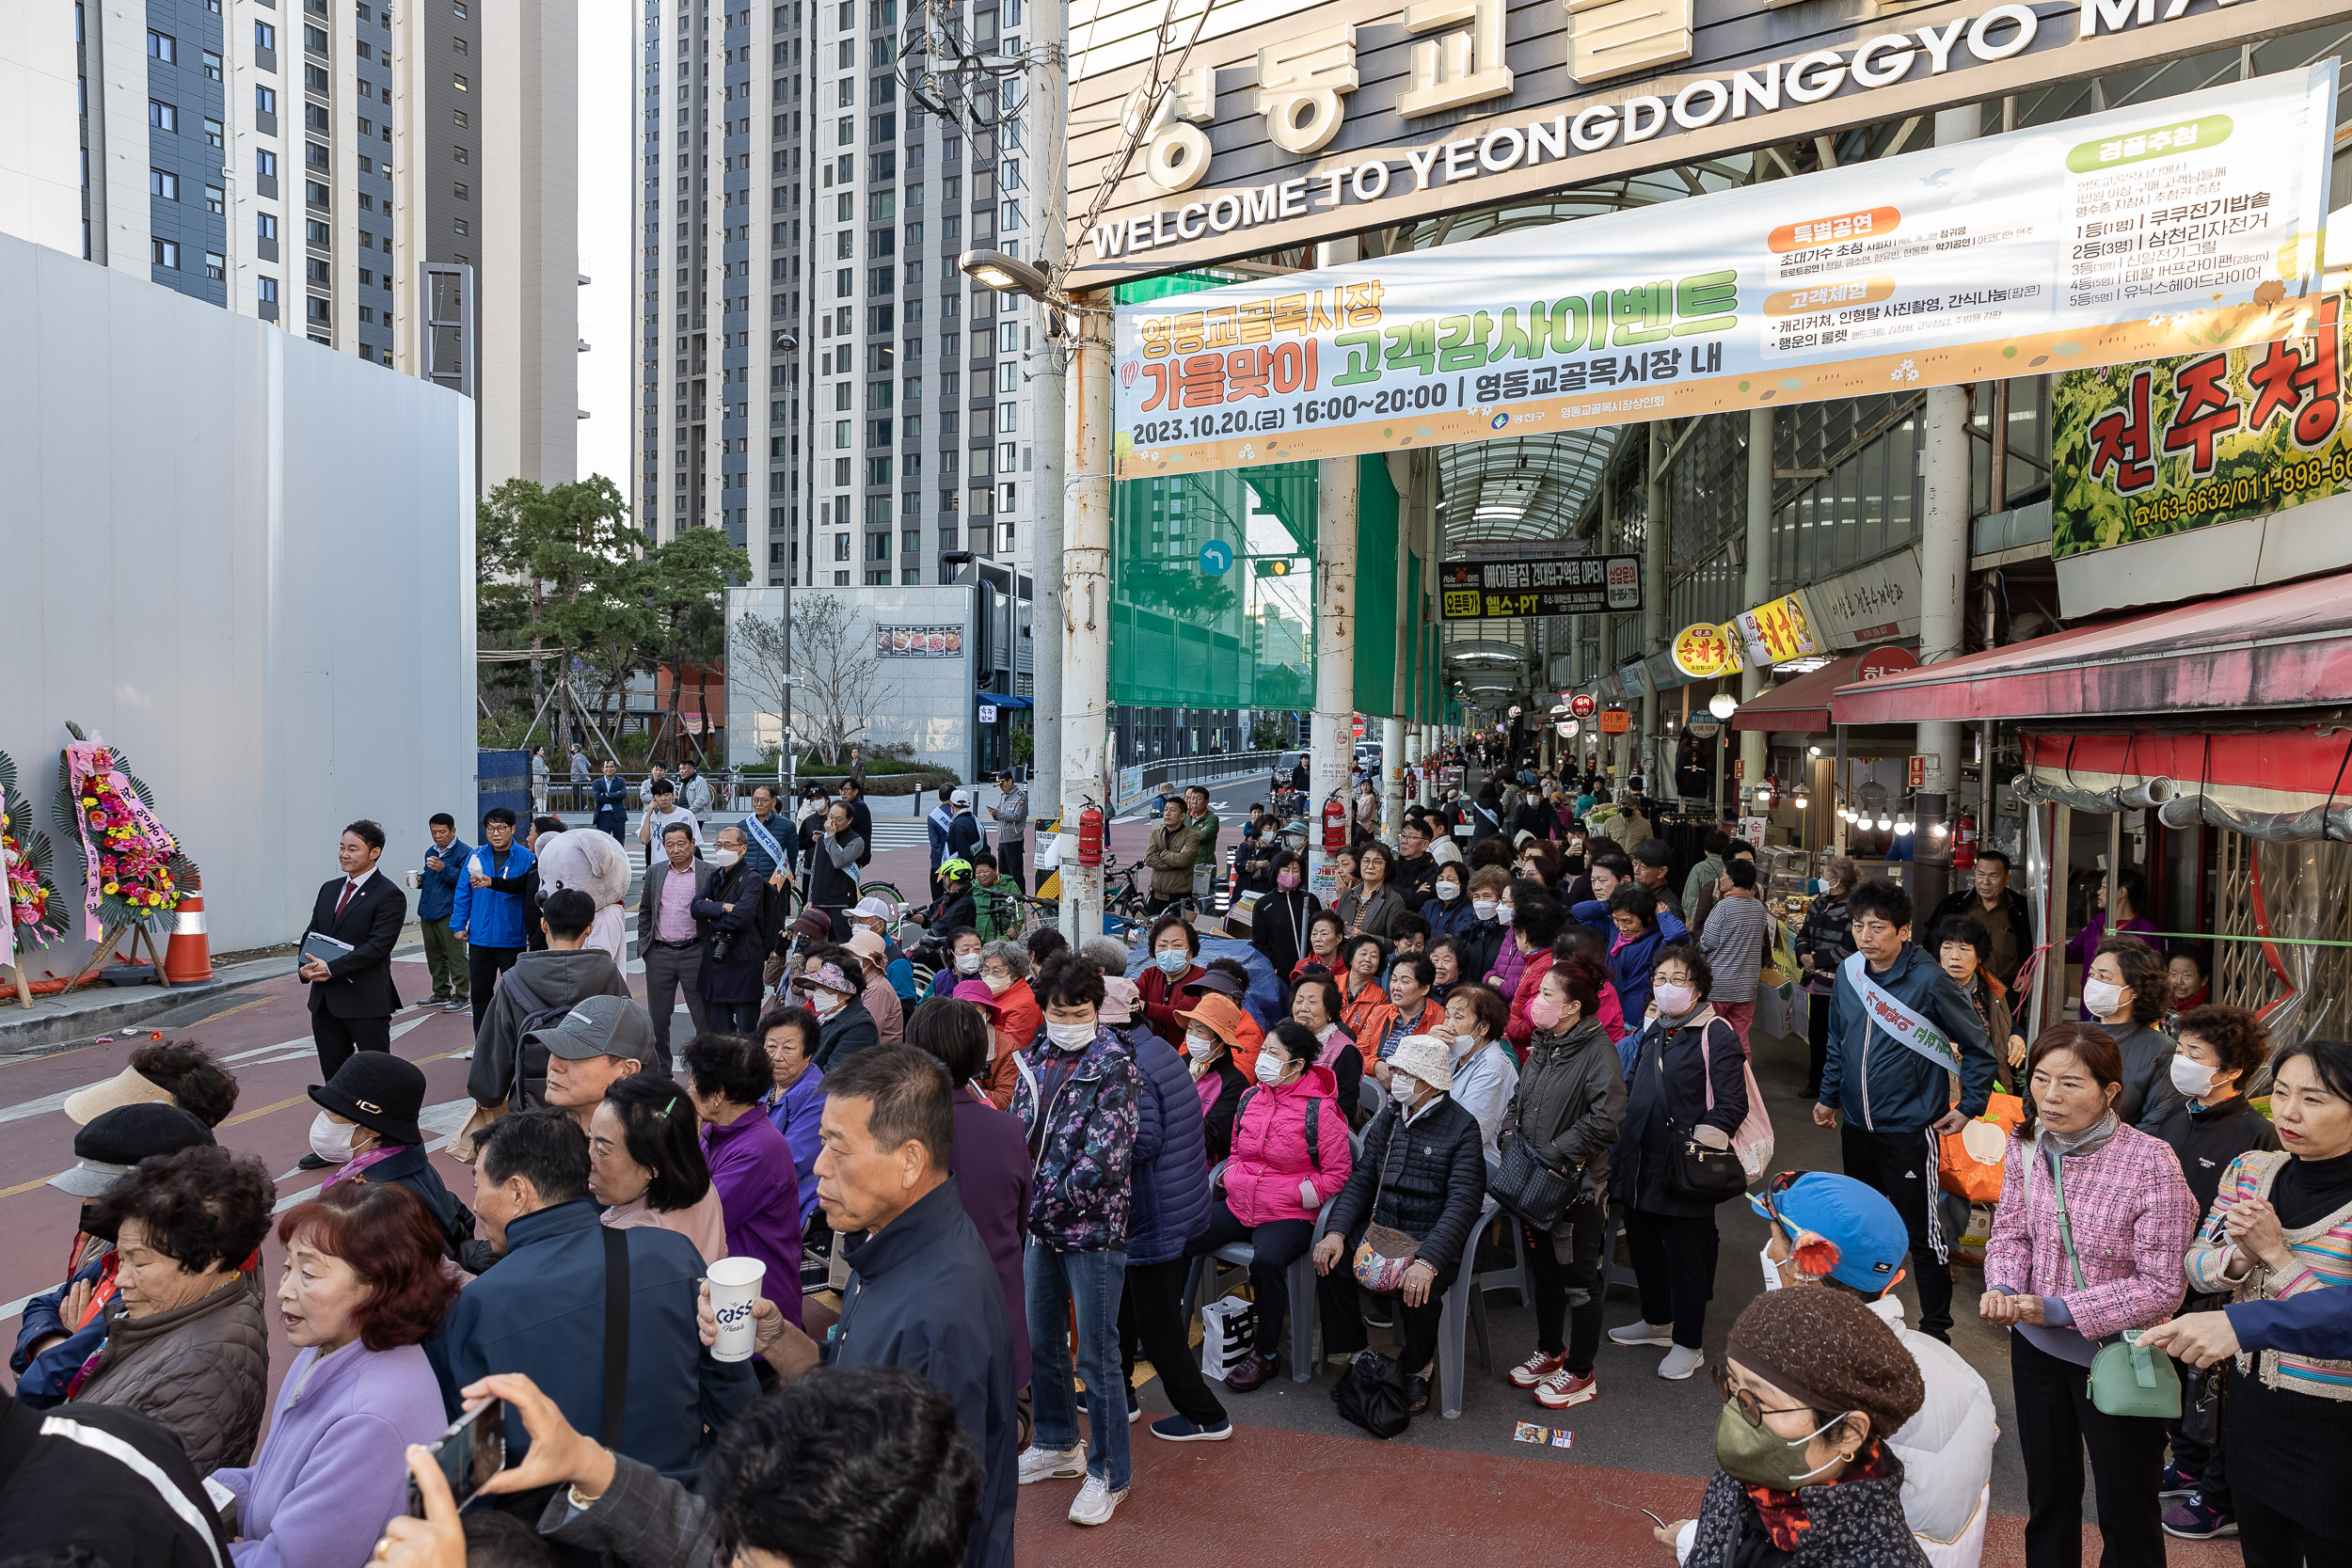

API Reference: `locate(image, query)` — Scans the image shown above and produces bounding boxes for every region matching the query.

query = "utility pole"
[1059,296,1114,939]
[1643,424,1668,791]
[1917,106,1979,824]
[1742,406,1772,815]
[1028,14,1065,827]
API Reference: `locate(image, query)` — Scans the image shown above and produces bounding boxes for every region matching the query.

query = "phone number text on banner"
[1111,64,2338,482]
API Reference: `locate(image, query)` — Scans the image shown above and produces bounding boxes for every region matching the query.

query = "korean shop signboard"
[1437,552,1641,620]
[1112,66,2336,480]
[1065,0,2349,287]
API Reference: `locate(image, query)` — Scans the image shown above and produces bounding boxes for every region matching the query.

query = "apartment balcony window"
[151,238,182,269]
[149,28,177,61]
[306,24,330,54]
[150,168,180,200]
[205,251,226,281]
[149,101,178,133]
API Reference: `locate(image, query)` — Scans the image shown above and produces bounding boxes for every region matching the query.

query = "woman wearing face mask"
[1502,958,1621,1412]
[689,825,766,1034]
[1192,1021,1355,1392]
[2177,1037,2352,1565]
[1482,879,1543,1001]
[1607,946,1749,1382]
[207,1181,457,1568]
[1434,982,1518,1164]
[1656,1286,1928,1568]
[1981,1025,2196,1568]
[304,1052,483,1268]
[792,956,877,1069]
[1185,991,1251,1163]
[1249,848,1324,979]
[1289,972,1363,1127]
[1420,863,1481,942]
[1295,909,1348,984]
[1337,842,1409,942]
[1458,867,1513,984]
[1008,958,1145,1523]
[2081,938,2179,1129]
[932,926,986,999]
[973,940,1042,1106]
[589,1070,729,1264]
[2141,1004,2275,1544]
[1136,913,1208,1050]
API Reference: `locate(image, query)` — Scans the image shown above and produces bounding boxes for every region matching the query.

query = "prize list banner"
[1112,63,2337,482]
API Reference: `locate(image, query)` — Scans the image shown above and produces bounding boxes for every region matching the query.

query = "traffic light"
[1253,557,1296,578]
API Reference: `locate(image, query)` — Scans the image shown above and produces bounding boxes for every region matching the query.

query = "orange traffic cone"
[164,871,215,983]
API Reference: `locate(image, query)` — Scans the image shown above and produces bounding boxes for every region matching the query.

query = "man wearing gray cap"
[10,1103,216,1406]
[533,993,656,1132]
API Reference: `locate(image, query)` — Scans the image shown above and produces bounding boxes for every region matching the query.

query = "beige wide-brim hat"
[63,1065,175,1126]
[1386,1035,1454,1096]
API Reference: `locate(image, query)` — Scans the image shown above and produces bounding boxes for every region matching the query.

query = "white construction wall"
[0,232,476,964]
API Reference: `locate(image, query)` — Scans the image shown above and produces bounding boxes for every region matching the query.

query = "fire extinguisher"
[1077,802,1104,867]
[1951,813,1978,872]
[1323,795,1349,855]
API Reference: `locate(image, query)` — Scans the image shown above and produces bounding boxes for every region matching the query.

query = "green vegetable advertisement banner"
[2052,293,2350,558]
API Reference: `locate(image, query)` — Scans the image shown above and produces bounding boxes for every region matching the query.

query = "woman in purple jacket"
[756,1003,827,1228]
[684,1032,805,1325]
[905,995,1036,1413]
[214,1181,456,1568]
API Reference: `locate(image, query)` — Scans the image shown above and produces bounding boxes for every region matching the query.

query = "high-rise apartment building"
[634,0,1041,593]
[9,0,578,486]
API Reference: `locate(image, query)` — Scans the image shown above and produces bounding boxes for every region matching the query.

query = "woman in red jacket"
[1138,913,1205,1047]
[1191,1021,1353,1389]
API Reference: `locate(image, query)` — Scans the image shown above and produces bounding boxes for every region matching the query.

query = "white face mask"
[953,951,982,975]
[309,1111,358,1164]
[710,847,741,868]
[1046,1021,1095,1052]
[1759,1243,1786,1292]
[1472,897,1497,921]
[2170,1053,2219,1100]
[1186,1029,1216,1064]
[1654,982,1698,1017]
[1254,1053,1286,1085]
[810,988,844,1017]
[1495,901,1515,926]
[1435,880,1461,902]
[2083,977,2128,1020]
[982,970,1014,996]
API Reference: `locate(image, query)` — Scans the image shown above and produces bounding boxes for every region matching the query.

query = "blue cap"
[1747,1173,1907,1293]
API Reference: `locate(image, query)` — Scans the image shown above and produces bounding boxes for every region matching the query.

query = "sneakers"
[1125,1386,1141,1423]
[1068,1474,1129,1527]
[2162,1496,2237,1540]
[1534,1367,1598,1410]
[1017,1443,1087,1485]
[2158,1465,2200,1500]
[1149,1414,1232,1442]
[1658,1345,1705,1381]
[1609,1321,1675,1348]
[443,997,471,1013]
[1509,1349,1565,1389]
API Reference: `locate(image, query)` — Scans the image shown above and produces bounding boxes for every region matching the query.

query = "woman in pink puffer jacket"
[1188,1022,1355,1388]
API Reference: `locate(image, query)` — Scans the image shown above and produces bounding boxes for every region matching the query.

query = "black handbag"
[1332,1348,1411,1439]
[1652,1021,1746,1204]
[1492,1134,1575,1228]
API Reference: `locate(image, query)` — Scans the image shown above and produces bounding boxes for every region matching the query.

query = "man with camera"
[693,824,768,1034]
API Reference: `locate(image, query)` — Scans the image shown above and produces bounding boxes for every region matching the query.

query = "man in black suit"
[300,818,407,1089]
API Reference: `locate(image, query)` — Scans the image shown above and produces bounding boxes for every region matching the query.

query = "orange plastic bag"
[1938,1091,2026,1203]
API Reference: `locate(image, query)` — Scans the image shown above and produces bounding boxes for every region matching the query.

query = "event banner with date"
[1111,63,2337,482]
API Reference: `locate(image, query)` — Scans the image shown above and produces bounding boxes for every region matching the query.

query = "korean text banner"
[1112,64,2337,481]
[2052,293,2351,559]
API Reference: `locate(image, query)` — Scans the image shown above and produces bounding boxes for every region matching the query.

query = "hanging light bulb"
[1808,745,1822,757]
[1708,692,1739,721]
[1931,821,1949,838]
[1895,818,1915,835]
[1793,792,1809,809]
[1876,816,1894,831]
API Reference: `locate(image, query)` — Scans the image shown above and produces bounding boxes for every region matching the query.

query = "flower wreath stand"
[54,724,197,994]
[2,751,67,1009]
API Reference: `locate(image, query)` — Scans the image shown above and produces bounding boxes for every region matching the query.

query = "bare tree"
[791,593,893,764]
[730,610,795,765]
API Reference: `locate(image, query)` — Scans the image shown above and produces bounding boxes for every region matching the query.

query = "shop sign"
[1855,645,1920,682]
[1735,593,1822,667]
[2053,292,2352,559]
[1907,752,1947,791]
[1598,705,1633,735]
[1111,66,2337,480]
[1556,718,1577,737]
[1436,552,1641,620]
[1568,692,1597,719]
[1686,711,1722,739]
[978,703,1000,724]
[1068,0,2346,285]
[875,626,967,657]
[1619,659,1654,701]
[1805,546,1925,649]
[1672,620,1737,678]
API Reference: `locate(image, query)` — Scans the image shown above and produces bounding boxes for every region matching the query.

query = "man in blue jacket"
[453,807,539,1028]
[418,813,473,1012]
[430,1107,755,1486]
[1811,879,1994,1343]
[2145,1289,2352,1364]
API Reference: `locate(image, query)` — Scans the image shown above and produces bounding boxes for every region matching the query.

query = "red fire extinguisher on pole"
[1951,812,1978,872]
[1323,794,1348,855]
[1077,801,1104,867]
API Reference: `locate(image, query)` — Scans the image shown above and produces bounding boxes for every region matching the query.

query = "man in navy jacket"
[1812,879,1994,1342]
[429,1108,755,1483]
[2145,1289,2352,1364]
[417,814,472,1010]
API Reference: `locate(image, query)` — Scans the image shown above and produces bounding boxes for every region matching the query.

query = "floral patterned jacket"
[1009,1023,1142,1253]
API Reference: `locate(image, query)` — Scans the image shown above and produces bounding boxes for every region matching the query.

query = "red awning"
[1831,572,2352,726]
[1729,656,1861,734]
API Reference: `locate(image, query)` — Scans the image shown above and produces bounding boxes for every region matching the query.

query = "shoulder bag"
[2050,1155,2181,1419]
[1351,1116,1423,1292]
[1662,1018,1754,1203]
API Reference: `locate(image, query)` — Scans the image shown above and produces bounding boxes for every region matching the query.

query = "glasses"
[1710,1361,1814,1428]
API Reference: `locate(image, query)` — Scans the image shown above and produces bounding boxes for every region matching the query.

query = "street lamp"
[960,248,1052,300]
[1708,692,1738,721]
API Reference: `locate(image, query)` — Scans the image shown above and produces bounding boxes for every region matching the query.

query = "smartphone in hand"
[408,1398,506,1517]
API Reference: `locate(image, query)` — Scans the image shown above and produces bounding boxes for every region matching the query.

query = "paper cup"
[707,1257,768,1362]
[406,870,422,888]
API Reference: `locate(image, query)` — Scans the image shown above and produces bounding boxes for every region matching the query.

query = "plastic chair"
[1436,1195,1500,1419]
[1359,1076,1388,1121]
[1184,1158,1341,1385]
[1475,1200,1534,1306]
